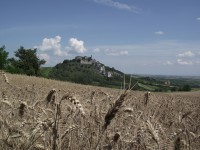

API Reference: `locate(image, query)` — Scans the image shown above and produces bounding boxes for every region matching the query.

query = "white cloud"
[177,59,193,65]
[120,50,128,55]
[38,53,50,62]
[93,48,100,52]
[177,50,195,58]
[176,51,197,65]
[197,17,200,21]
[154,31,164,35]
[68,38,87,54]
[36,36,87,56]
[36,36,68,56]
[106,50,128,56]
[165,61,173,65]
[93,0,139,13]
[37,36,61,51]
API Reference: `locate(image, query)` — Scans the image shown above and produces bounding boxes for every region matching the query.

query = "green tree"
[171,86,177,92]
[180,84,191,91]
[0,45,9,70]
[10,46,46,76]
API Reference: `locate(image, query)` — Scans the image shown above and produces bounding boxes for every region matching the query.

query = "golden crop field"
[0,71,200,150]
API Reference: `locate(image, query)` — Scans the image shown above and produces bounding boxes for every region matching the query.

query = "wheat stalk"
[103,90,128,131]
[90,91,95,104]
[95,90,128,150]
[113,132,120,142]
[1,100,13,108]
[174,137,181,150]
[46,89,56,104]
[146,119,160,149]
[2,91,8,101]
[123,107,133,113]
[61,94,86,116]
[2,72,9,84]
[19,101,27,117]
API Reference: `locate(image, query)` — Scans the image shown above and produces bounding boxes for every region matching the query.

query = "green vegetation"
[40,67,52,78]
[0,45,9,70]
[47,59,124,88]
[1,44,198,92]
[41,59,196,92]
[10,46,46,76]
[1,45,46,76]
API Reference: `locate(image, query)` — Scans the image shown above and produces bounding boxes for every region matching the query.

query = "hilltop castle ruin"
[74,56,112,77]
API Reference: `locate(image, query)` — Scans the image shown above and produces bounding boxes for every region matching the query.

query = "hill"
[40,56,172,91]
[40,56,199,92]
[42,56,125,88]
[0,72,200,149]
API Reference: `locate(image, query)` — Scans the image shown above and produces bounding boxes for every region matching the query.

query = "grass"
[0,71,200,150]
[138,82,156,91]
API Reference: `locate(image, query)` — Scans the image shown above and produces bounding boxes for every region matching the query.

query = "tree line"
[0,45,45,76]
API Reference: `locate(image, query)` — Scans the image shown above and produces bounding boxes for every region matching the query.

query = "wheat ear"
[2,72,9,84]
[103,91,127,131]
[95,90,128,150]
[46,89,56,104]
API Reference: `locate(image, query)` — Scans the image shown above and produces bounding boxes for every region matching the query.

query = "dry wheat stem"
[95,90,129,150]
[0,73,200,150]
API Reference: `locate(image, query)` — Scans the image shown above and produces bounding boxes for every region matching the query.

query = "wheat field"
[0,71,200,150]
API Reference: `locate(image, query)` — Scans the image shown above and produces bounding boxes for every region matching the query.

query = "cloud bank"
[36,36,87,57]
[106,50,128,56]
[36,36,67,56]
[177,51,195,58]
[177,59,193,65]
[176,50,198,65]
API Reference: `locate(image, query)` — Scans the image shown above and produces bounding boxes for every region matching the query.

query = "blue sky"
[1,0,200,75]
